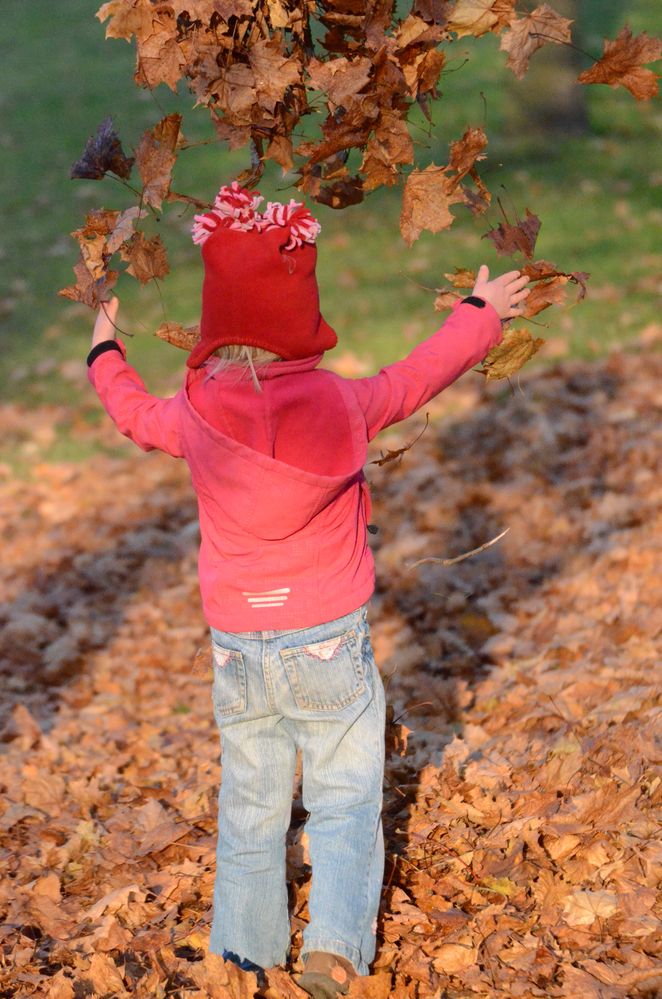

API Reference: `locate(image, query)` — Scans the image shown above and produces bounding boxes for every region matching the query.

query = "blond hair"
[205,344,282,393]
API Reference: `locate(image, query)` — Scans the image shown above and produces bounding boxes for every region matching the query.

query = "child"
[87,182,529,998]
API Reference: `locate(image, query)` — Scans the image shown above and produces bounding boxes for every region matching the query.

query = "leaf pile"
[1,339,661,996]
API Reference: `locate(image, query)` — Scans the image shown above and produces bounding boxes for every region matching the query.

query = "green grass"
[1,0,661,414]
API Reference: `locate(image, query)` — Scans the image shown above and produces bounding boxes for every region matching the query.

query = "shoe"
[297,951,357,998]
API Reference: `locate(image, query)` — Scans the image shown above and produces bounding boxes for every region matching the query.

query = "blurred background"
[1,0,660,461]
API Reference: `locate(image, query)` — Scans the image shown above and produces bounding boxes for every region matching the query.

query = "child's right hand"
[472,265,530,321]
[92,296,120,348]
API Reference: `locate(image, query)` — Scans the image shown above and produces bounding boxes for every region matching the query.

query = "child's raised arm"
[350,265,530,440]
[87,297,185,459]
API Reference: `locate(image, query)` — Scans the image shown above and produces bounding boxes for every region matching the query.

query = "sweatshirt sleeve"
[348,297,503,440]
[87,339,185,458]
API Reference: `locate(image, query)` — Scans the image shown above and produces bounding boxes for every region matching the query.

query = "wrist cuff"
[87,340,122,367]
[461,295,487,309]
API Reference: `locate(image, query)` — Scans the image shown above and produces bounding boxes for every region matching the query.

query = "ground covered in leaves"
[1,343,661,998]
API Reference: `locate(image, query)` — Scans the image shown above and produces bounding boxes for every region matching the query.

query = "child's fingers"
[502,273,529,291]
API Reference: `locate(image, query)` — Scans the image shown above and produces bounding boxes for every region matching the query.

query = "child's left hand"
[92,297,120,347]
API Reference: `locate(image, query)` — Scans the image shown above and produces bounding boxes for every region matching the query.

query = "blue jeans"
[208,604,385,976]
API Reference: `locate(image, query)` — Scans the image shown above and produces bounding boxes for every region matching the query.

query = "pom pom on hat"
[188,181,336,368]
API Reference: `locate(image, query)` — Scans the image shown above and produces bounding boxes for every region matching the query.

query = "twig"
[408,527,510,570]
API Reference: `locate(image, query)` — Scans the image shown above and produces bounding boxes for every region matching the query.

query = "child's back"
[87,181,529,996]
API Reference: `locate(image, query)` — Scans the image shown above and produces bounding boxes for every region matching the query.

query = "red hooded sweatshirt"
[87,298,502,631]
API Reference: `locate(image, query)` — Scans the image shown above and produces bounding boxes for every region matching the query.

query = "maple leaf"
[58,256,118,309]
[97,0,155,43]
[307,55,373,108]
[120,233,170,284]
[500,3,574,80]
[136,17,188,92]
[249,38,302,113]
[136,113,183,210]
[361,111,414,191]
[562,889,619,927]
[447,0,516,39]
[403,47,446,98]
[70,116,134,180]
[578,26,662,101]
[448,126,487,181]
[213,63,257,121]
[482,327,545,380]
[106,205,147,255]
[266,134,295,172]
[521,275,568,317]
[69,209,126,282]
[400,164,465,245]
[444,267,476,288]
[154,321,201,351]
[483,208,541,259]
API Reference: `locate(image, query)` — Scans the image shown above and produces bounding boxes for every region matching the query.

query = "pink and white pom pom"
[192,185,321,250]
[261,199,321,250]
[213,181,263,226]
[192,182,263,245]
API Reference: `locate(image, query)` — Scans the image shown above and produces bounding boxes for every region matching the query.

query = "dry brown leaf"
[483,208,541,259]
[58,256,118,308]
[400,165,465,245]
[120,232,170,284]
[482,326,545,379]
[154,321,201,351]
[448,127,488,180]
[346,972,393,997]
[307,55,373,108]
[447,0,516,38]
[136,113,183,210]
[249,38,302,113]
[500,3,574,80]
[578,26,662,101]
[521,274,569,317]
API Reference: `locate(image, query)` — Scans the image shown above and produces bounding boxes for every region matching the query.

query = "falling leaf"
[482,326,545,379]
[58,256,118,309]
[447,0,516,38]
[448,127,488,180]
[307,55,373,108]
[154,321,201,351]
[443,267,476,288]
[521,274,569,317]
[500,4,574,80]
[578,26,662,101]
[70,116,134,180]
[249,38,302,113]
[120,232,170,284]
[136,113,183,210]
[370,414,429,466]
[483,208,541,258]
[400,164,465,245]
[97,0,154,43]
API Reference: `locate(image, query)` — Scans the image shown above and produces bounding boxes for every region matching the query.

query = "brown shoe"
[297,951,358,998]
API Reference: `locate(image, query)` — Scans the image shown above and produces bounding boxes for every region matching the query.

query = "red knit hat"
[187,182,337,368]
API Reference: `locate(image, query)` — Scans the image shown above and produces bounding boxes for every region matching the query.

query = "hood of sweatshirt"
[180,356,369,543]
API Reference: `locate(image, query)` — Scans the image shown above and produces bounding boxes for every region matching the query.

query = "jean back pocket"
[211,644,247,719]
[280,628,366,711]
